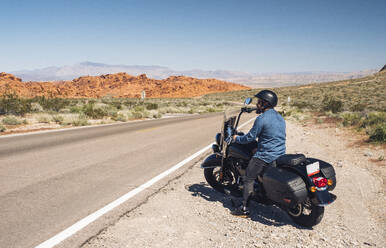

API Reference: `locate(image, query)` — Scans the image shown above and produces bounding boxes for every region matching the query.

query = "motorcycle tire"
[204,167,234,193]
[287,201,324,227]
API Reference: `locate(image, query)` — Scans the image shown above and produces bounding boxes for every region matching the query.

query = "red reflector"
[313,177,327,188]
[283,198,291,203]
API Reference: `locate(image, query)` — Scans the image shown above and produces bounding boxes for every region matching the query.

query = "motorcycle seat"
[276,154,306,166]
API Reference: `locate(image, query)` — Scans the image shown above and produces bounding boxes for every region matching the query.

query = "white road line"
[34,116,255,248]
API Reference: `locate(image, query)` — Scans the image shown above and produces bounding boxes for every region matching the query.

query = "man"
[231,90,286,217]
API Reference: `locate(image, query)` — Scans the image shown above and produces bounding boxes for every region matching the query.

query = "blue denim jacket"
[235,109,286,163]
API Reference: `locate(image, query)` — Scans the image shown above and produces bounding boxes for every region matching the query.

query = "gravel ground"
[82,120,385,248]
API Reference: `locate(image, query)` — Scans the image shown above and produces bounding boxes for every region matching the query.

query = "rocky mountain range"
[12,62,378,88]
[0,72,249,98]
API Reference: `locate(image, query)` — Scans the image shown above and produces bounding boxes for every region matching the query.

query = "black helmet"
[254,90,278,107]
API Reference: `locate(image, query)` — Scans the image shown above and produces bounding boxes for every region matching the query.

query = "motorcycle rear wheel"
[287,200,324,227]
[204,167,236,193]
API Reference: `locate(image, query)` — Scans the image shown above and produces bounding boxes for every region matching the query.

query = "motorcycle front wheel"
[287,200,324,227]
[204,167,236,193]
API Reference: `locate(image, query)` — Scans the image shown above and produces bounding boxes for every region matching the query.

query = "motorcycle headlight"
[215,133,221,146]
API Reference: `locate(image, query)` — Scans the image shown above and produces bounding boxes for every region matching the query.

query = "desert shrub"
[2,116,22,125]
[207,107,216,112]
[278,110,292,117]
[350,103,366,112]
[106,107,118,118]
[112,113,127,122]
[31,102,44,112]
[0,124,5,132]
[0,92,32,116]
[369,124,386,142]
[52,115,64,124]
[146,103,158,110]
[152,112,162,118]
[133,105,145,112]
[176,101,188,107]
[322,96,343,113]
[342,112,362,126]
[70,105,83,113]
[292,101,308,109]
[130,111,143,119]
[35,96,71,112]
[82,103,108,119]
[59,108,71,113]
[72,114,89,126]
[110,101,122,110]
[361,112,386,127]
[37,115,51,123]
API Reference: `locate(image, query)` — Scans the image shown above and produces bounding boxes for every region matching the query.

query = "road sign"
[141,90,146,100]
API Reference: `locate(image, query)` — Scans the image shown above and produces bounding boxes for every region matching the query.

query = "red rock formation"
[0,72,249,98]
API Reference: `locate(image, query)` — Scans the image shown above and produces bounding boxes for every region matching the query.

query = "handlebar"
[226,107,257,144]
[241,107,257,113]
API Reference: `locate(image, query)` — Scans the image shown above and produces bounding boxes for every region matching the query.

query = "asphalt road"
[0,112,253,248]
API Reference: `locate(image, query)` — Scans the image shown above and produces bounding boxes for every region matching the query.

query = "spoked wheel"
[204,167,237,193]
[287,199,324,227]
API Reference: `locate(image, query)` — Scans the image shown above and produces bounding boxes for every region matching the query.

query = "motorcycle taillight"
[313,177,328,188]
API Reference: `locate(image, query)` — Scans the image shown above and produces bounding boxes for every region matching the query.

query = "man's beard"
[255,108,263,114]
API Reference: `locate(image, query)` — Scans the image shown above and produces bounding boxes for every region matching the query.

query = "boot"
[230,204,250,217]
[231,179,253,217]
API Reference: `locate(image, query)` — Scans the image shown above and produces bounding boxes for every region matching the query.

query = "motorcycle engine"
[234,159,247,176]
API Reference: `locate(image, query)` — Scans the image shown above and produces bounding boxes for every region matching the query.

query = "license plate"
[306,162,320,176]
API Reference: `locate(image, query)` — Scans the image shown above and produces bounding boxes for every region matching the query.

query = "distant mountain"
[0,72,249,98]
[12,62,378,88]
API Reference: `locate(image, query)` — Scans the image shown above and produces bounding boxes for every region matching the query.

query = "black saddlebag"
[262,167,307,207]
[305,158,336,191]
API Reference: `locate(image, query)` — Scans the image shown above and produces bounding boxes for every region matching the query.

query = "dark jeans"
[242,157,267,207]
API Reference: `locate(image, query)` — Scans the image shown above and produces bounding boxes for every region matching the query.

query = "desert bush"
[31,102,44,112]
[0,124,5,132]
[72,114,89,126]
[0,92,32,116]
[52,115,64,124]
[342,112,362,126]
[37,115,51,123]
[207,107,216,112]
[350,103,366,112]
[82,103,109,119]
[130,111,143,119]
[322,96,343,113]
[112,113,127,122]
[152,112,162,118]
[70,105,83,113]
[133,105,145,112]
[2,116,22,125]
[110,101,122,110]
[369,124,386,143]
[361,112,386,128]
[32,96,70,112]
[146,103,158,110]
[278,110,292,117]
[292,101,308,109]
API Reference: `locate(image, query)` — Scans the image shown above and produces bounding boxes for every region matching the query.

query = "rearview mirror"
[244,98,252,105]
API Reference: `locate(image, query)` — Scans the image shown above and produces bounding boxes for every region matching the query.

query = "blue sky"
[1,0,385,73]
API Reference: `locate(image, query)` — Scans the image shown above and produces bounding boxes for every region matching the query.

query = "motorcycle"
[201,98,337,227]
